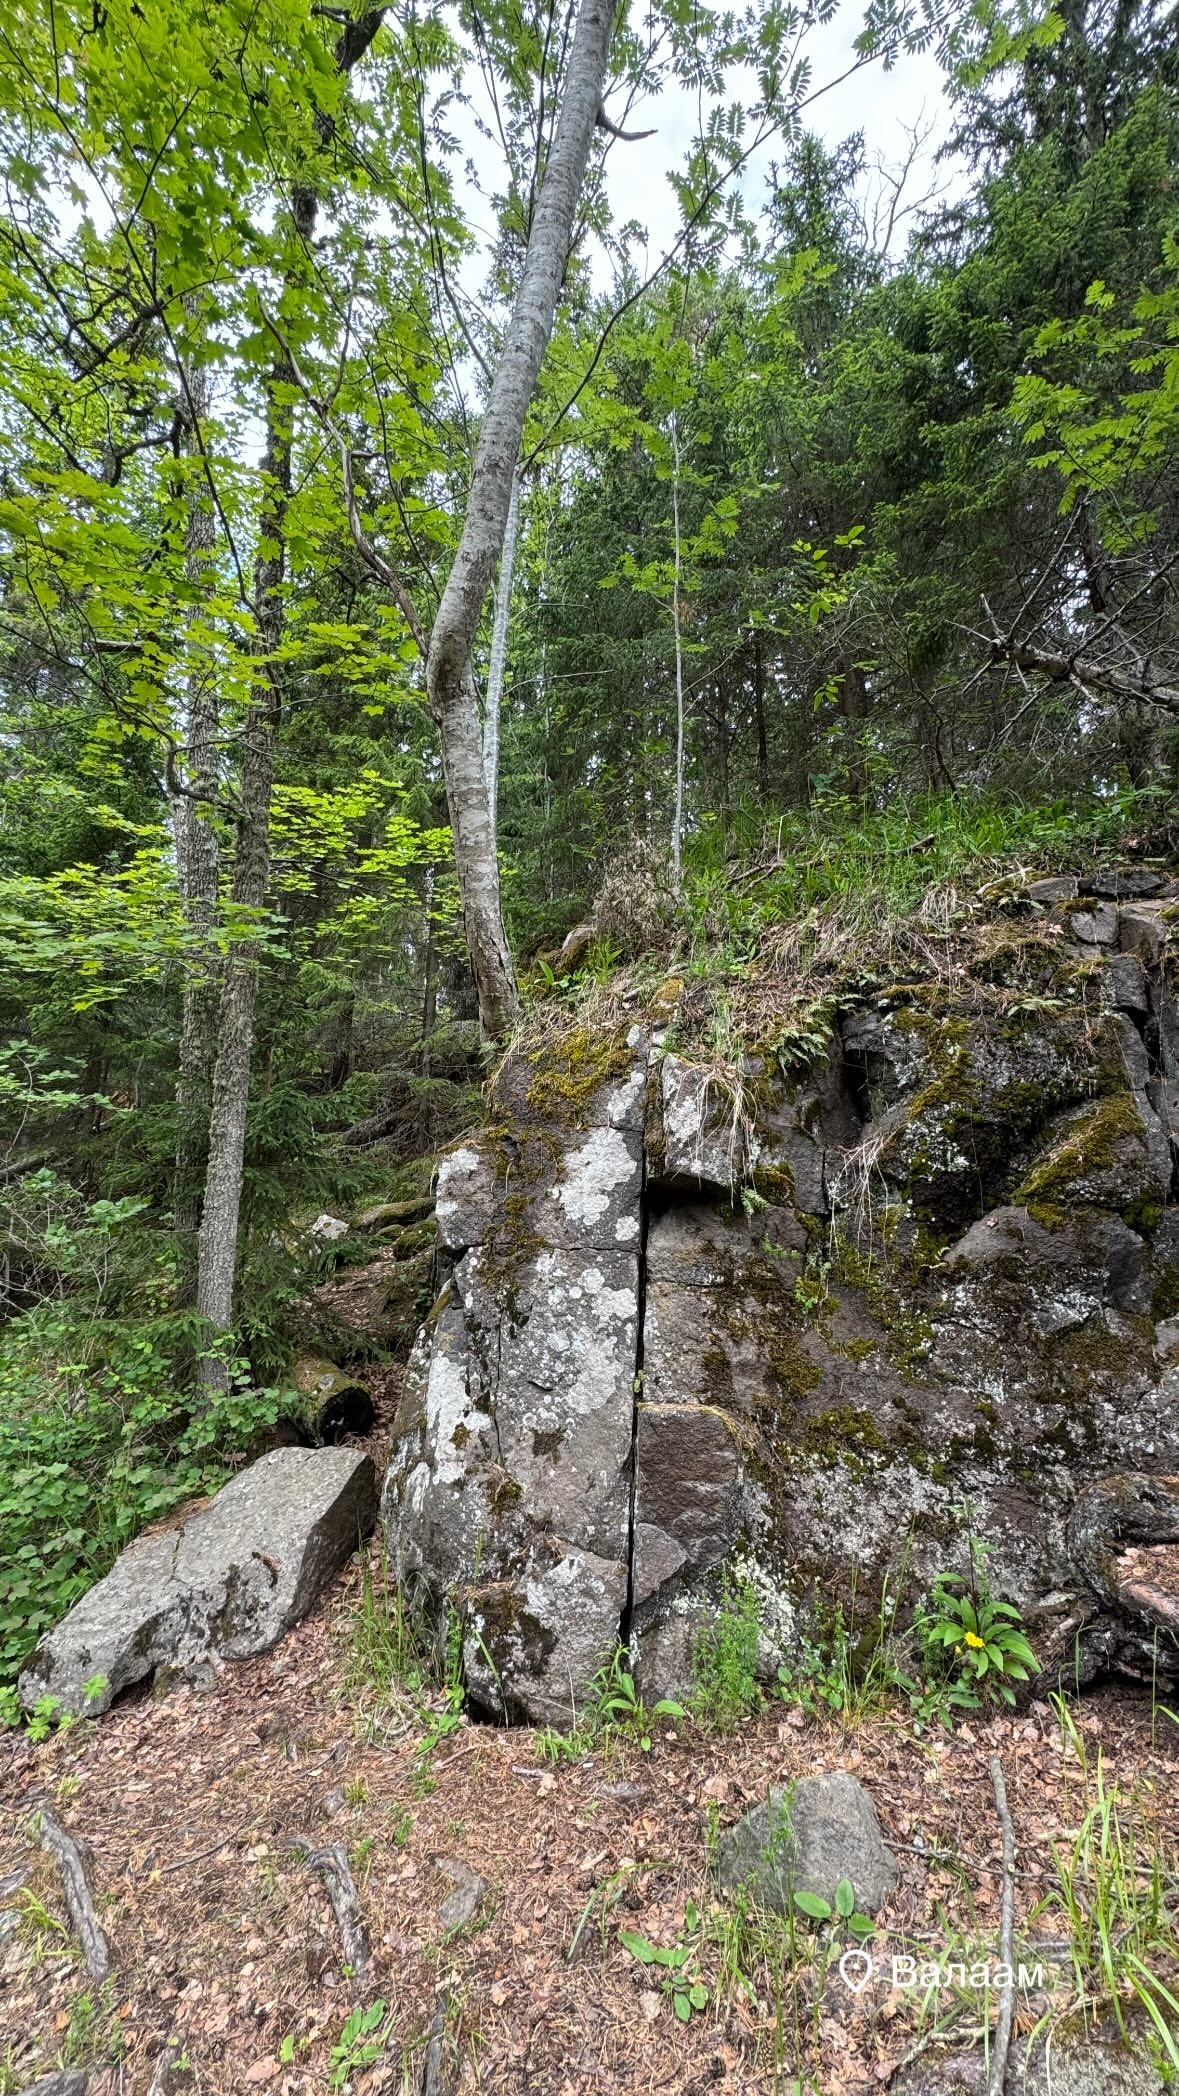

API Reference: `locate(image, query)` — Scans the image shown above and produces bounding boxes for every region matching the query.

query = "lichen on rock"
[383,878,1179,1719]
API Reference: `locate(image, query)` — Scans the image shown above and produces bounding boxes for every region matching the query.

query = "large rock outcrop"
[20,1447,377,1716]
[383,876,1179,1720]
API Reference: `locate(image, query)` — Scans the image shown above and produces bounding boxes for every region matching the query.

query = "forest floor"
[2,1539,1178,2096]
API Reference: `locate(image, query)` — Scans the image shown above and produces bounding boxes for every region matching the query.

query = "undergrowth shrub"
[691,1580,764,1730]
[0,1177,287,1710]
[0,1304,284,1709]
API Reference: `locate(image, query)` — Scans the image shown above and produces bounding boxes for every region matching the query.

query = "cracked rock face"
[385,1032,644,1725]
[19,1448,378,1717]
[384,879,1179,1722]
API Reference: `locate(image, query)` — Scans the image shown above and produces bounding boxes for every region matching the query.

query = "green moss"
[1048,1319,1149,1388]
[767,1335,823,1399]
[838,1337,877,1363]
[1121,1196,1162,1237]
[523,1023,633,1126]
[1152,1266,1179,1320]
[1013,1093,1145,1204]
[972,930,1097,997]
[790,1404,885,1464]
[751,1160,796,1201]
[828,1234,934,1377]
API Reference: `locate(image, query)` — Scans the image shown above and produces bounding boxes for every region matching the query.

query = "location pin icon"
[838,1947,874,1995]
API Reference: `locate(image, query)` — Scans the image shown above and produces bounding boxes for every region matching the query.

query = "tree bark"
[192,15,385,1372]
[752,628,769,797]
[841,656,869,800]
[194,356,292,1374]
[483,461,521,845]
[426,0,618,1040]
[172,346,222,1303]
[421,865,438,1077]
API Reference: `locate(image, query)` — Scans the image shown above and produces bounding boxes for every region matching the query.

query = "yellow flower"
[961,1631,985,1650]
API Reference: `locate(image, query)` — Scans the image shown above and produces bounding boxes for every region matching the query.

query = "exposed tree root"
[32,1802,112,1982]
[289,1836,370,1991]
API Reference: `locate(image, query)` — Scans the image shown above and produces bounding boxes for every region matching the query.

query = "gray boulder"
[20,1447,377,1716]
[16,2076,90,2096]
[889,2024,1166,2094]
[715,1770,897,1916]
[383,873,1179,1717]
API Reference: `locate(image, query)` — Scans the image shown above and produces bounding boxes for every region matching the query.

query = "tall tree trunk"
[192,17,385,1372]
[670,409,686,878]
[482,462,520,845]
[752,629,769,798]
[420,865,438,1076]
[426,0,617,1041]
[194,356,292,1375]
[172,349,222,1304]
[841,657,869,800]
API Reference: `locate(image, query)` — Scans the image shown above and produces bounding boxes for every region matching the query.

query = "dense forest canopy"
[1,0,1178,1696]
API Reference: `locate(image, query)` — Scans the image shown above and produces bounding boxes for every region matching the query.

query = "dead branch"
[257,306,429,658]
[290,1836,370,1991]
[595,102,656,141]
[984,636,1179,714]
[987,1755,1017,2096]
[32,1801,112,1982]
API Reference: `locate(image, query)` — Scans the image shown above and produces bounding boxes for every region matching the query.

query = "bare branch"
[596,102,656,141]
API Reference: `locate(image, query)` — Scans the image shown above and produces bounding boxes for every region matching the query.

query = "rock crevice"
[383,879,1179,1723]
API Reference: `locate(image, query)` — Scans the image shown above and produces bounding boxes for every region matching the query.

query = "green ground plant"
[620,1902,711,2023]
[1035,1701,1179,2074]
[691,1581,764,1730]
[329,2001,393,2088]
[909,1535,1041,1716]
[772,1530,1040,1734]
[0,1188,287,1703]
[535,1644,684,1762]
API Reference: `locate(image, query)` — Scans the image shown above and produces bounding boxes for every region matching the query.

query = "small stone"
[17,2076,92,2096]
[1025,875,1078,903]
[714,1770,897,1915]
[1119,911,1164,966]
[1071,902,1120,944]
[1087,867,1166,899]
[308,1212,350,1241]
[435,1857,488,1932]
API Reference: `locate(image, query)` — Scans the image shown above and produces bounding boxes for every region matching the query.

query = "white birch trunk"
[427,0,618,1040]
[482,461,521,844]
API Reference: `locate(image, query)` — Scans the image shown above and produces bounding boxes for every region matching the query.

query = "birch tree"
[424,0,620,1040]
